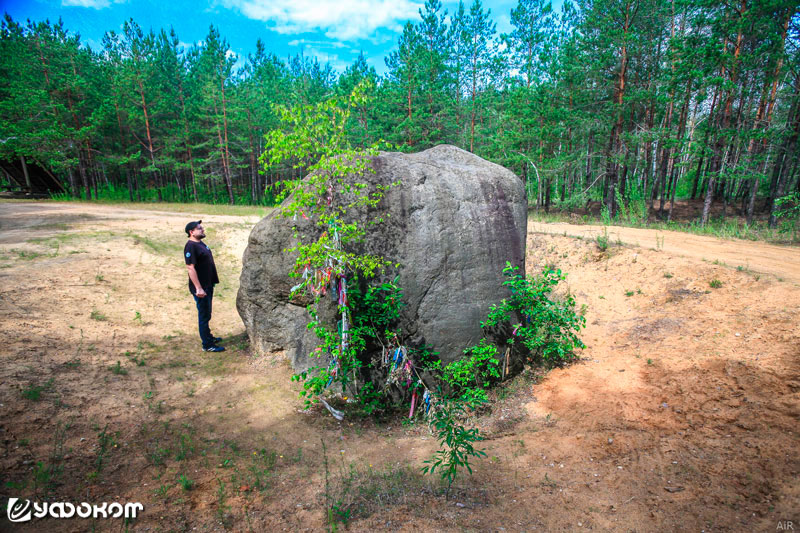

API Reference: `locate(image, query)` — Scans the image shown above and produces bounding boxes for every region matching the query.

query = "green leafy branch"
[262,81,394,297]
[483,262,586,363]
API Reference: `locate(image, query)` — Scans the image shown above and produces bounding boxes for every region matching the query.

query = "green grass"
[32,222,70,231]
[595,230,609,251]
[13,249,47,260]
[178,474,194,491]
[128,233,180,256]
[109,361,128,375]
[709,278,723,289]
[24,227,235,258]
[21,378,54,401]
[39,199,272,217]
[323,459,426,525]
[27,230,116,245]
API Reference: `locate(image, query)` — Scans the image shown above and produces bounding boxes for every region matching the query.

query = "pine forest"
[1,0,799,229]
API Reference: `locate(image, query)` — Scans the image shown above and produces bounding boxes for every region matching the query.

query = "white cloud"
[288,39,349,49]
[63,0,128,8]
[302,46,349,72]
[219,0,423,41]
[62,0,111,7]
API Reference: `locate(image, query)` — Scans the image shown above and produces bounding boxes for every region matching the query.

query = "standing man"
[184,220,225,352]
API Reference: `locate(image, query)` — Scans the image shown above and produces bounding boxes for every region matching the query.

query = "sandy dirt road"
[0,202,798,532]
[530,221,800,285]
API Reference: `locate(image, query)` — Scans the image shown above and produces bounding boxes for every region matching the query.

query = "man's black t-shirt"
[184,240,219,294]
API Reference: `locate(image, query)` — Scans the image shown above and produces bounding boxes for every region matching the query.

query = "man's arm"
[187,264,206,297]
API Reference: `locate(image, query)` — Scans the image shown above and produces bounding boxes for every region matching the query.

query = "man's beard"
[197,234,205,240]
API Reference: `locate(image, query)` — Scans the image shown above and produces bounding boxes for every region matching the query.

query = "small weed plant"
[422,399,487,495]
[596,228,609,251]
[178,474,194,491]
[109,361,128,375]
[600,205,612,225]
[33,461,60,494]
[22,378,53,401]
[32,422,69,495]
[321,439,422,528]
[94,425,118,473]
[216,480,232,527]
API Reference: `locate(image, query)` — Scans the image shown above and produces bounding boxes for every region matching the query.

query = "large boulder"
[237,145,527,372]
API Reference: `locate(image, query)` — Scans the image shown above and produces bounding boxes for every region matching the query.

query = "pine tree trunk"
[658,4,678,218]
[245,108,258,203]
[703,5,744,226]
[585,132,593,189]
[642,102,655,209]
[211,93,229,204]
[747,8,792,223]
[606,5,630,219]
[768,75,800,227]
[176,79,198,202]
[78,150,90,200]
[470,50,477,153]
[66,167,77,197]
[135,74,159,198]
[220,78,234,205]
[19,155,31,190]
[88,145,99,200]
[667,83,693,221]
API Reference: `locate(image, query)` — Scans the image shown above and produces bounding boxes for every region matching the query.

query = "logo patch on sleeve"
[185,252,191,258]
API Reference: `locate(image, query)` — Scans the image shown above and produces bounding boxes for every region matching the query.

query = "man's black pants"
[193,285,214,349]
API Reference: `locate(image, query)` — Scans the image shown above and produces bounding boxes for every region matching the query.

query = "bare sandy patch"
[0,202,797,532]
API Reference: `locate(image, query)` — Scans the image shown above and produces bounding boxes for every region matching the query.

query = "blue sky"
[1,0,529,76]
